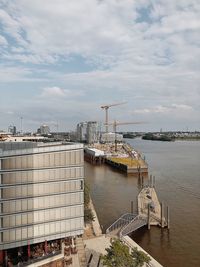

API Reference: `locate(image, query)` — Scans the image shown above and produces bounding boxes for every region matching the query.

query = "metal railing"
[12,250,62,267]
[120,215,147,237]
[106,213,137,235]
[121,237,156,267]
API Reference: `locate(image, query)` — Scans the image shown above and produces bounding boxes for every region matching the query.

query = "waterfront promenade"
[83,195,163,267]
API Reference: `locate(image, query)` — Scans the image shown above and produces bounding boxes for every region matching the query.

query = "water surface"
[85,139,200,267]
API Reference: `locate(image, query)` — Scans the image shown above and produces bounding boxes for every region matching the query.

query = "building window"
[80,180,83,190]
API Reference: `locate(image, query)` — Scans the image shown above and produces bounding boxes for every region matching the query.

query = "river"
[85,138,200,267]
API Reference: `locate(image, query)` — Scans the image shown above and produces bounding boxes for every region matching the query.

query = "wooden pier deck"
[106,185,168,237]
[138,186,167,227]
[105,157,148,175]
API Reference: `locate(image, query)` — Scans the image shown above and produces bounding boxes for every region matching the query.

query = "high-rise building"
[76,122,87,142]
[8,126,17,135]
[0,141,84,265]
[86,121,99,144]
[37,125,50,135]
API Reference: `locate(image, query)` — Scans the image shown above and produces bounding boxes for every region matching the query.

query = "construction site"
[83,102,148,175]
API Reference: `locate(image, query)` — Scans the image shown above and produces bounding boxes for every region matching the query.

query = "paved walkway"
[84,235,111,267]
[89,200,102,237]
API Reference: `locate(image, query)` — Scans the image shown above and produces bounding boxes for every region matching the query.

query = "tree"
[84,181,94,223]
[102,239,151,267]
[84,181,90,207]
[84,207,94,223]
[131,247,151,267]
[102,239,134,267]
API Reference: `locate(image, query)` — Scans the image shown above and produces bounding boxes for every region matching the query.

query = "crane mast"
[105,120,144,152]
[100,102,127,135]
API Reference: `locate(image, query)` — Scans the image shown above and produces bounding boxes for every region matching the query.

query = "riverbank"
[84,195,163,267]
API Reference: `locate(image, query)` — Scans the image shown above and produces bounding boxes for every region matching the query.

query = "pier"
[106,181,169,237]
[105,157,148,175]
[84,142,149,174]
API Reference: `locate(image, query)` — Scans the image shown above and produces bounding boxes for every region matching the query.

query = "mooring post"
[167,206,170,229]
[161,202,165,228]
[148,203,151,230]
[131,201,134,214]
[137,165,141,179]
[150,175,152,187]
[153,176,156,187]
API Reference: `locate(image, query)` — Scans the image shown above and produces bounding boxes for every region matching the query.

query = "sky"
[0,0,200,132]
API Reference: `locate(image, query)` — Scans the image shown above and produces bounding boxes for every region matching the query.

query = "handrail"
[121,237,155,267]
[106,213,137,234]
[13,251,62,267]
[120,215,147,237]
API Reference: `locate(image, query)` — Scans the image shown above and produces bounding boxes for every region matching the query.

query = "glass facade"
[0,142,84,250]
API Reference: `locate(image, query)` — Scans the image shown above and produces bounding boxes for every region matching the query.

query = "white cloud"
[171,104,193,110]
[0,34,7,45]
[40,86,84,98]
[0,0,200,130]
[0,64,48,82]
[133,104,193,114]
[41,87,66,97]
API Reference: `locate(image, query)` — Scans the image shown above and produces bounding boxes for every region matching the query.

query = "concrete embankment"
[121,235,163,267]
[85,199,163,267]
[89,199,102,237]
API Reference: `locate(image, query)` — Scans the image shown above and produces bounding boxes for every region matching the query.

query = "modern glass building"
[0,142,84,257]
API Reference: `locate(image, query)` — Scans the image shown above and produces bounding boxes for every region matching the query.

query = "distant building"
[4,135,46,142]
[101,132,123,143]
[76,121,99,144]
[0,141,84,265]
[86,121,99,144]
[37,125,50,135]
[8,125,17,135]
[77,122,87,142]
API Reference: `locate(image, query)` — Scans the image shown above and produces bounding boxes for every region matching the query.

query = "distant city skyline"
[0,1,200,132]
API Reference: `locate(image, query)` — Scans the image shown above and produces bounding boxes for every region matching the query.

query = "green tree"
[102,239,151,267]
[84,181,90,207]
[131,247,151,267]
[84,181,94,223]
[84,208,94,223]
[102,239,135,267]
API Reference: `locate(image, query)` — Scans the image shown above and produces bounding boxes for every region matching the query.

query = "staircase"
[106,213,138,237]
[120,215,147,237]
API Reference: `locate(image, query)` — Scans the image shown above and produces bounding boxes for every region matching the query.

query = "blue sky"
[0,0,200,132]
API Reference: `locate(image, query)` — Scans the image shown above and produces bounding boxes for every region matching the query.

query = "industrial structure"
[101,102,127,134]
[105,120,144,151]
[0,141,84,266]
[101,132,123,143]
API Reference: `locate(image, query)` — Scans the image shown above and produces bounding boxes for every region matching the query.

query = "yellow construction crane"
[106,120,144,132]
[101,102,127,134]
[105,120,144,151]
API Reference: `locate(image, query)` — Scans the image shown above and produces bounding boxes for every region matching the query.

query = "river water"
[85,138,200,267]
